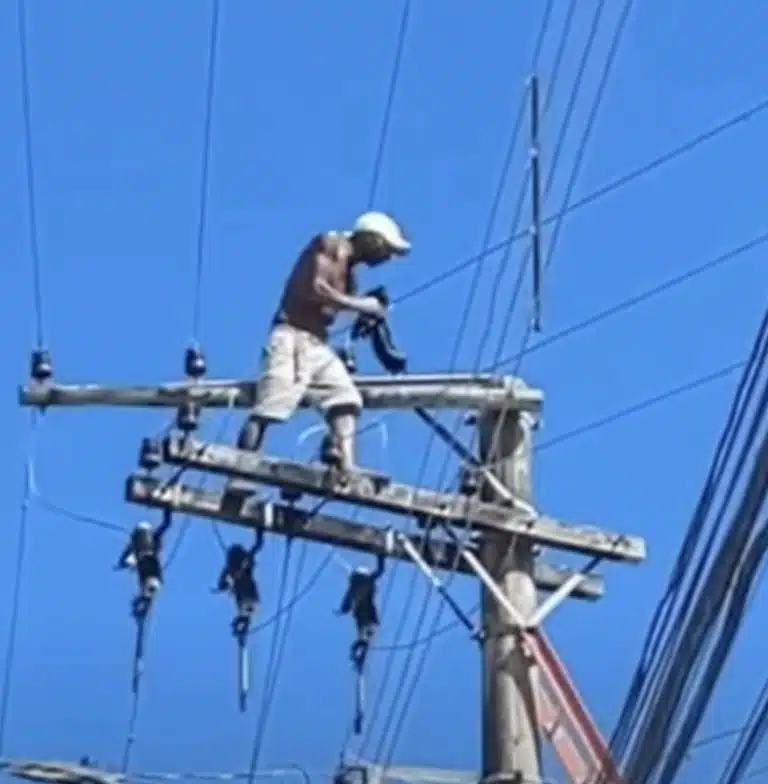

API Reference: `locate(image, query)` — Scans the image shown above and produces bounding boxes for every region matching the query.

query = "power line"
[377,0,634,764]
[121,623,148,773]
[369,358,749,653]
[250,549,333,635]
[490,230,768,371]
[349,91,764,723]
[247,541,295,781]
[0,422,37,756]
[537,361,747,451]
[474,0,578,370]
[190,0,222,345]
[363,1,561,759]
[508,0,636,380]
[325,3,416,751]
[390,94,768,310]
[482,0,628,465]
[608,319,766,765]
[475,0,580,368]
[611,306,768,782]
[366,0,412,208]
[0,0,47,756]
[16,0,44,349]
[716,654,768,783]
[35,496,127,535]
[35,489,333,636]
[257,542,309,732]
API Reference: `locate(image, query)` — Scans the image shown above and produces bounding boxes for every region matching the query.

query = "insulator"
[459,467,479,496]
[185,346,207,379]
[176,402,200,433]
[138,438,162,471]
[280,487,303,504]
[30,348,52,383]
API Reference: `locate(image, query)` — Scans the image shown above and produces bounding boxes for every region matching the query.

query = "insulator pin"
[30,348,53,383]
[185,346,206,379]
[138,438,162,471]
[176,402,200,433]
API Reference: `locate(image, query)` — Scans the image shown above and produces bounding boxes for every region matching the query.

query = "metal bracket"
[413,407,537,518]
[458,545,599,630]
[396,533,482,639]
[526,557,599,627]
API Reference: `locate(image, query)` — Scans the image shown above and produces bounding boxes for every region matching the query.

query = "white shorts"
[251,324,363,422]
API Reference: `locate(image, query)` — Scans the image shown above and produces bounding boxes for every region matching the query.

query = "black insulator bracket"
[185,345,207,379]
[176,401,200,433]
[30,348,53,383]
[138,438,162,472]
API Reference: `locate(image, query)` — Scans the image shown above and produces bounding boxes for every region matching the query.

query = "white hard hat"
[137,521,152,531]
[352,211,411,254]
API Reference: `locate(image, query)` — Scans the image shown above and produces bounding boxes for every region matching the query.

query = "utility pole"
[19,370,642,782]
[480,410,540,783]
[478,70,543,782]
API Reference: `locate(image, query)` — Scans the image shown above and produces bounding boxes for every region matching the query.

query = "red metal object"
[525,629,620,784]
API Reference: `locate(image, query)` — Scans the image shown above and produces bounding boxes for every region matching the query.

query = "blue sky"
[1,1,767,782]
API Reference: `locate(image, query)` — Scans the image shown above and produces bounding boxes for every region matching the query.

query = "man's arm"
[308,236,383,317]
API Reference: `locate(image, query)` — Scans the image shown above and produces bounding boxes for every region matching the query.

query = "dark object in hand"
[350,287,407,375]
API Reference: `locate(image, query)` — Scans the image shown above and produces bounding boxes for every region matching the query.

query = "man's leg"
[236,414,268,452]
[241,325,305,450]
[326,406,359,472]
[229,326,305,494]
[310,343,364,472]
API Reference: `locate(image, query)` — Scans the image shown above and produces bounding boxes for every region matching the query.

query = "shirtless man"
[237,212,411,472]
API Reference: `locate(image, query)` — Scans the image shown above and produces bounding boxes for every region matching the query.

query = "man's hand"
[355,296,387,320]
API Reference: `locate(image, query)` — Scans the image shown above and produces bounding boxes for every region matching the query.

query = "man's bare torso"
[274,233,354,339]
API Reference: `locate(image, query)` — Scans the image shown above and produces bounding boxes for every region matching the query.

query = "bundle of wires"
[604,304,768,784]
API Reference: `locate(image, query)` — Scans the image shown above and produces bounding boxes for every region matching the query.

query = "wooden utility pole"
[480,410,540,783]
[478,71,543,782]
[20,371,642,782]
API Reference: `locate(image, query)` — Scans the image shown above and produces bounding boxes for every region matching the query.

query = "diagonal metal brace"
[457,546,597,630]
[395,533,482,640]
[413,408,537,518]
[526,556,600,628]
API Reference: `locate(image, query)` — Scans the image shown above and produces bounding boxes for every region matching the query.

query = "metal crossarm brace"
[459,546,600,629]
[395,533,480,637]
[413,407,536,516]
[160,436,646,562]
[19,373,543,413]
[125,475,606,599]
